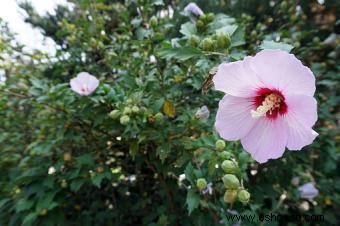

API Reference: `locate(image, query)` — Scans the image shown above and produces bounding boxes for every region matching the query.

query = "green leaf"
[36,191,58,211]
[76,154,94,166]
[156,144,171,163]
[231,25,245,47]
[0,198,10,208]
[260,40,294,52]
[152,0,164,5]
[159,46,202,61]
[22,212,38,226]
[186,189,200,215]
[207,14,235,34]
[184,163,195,184]
[91,173,106,188]
[215,25,237,35]
[15,199,34,212]
[70,179,85,192]
[180,22,197,37]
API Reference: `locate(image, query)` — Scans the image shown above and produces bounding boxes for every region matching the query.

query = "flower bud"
[196,178,207,191]
[199,14,207,23]
[201,38,215,51]
[120,115,130,125]
[219,151,232,159]
[188,35,200,47]
[222,174,240,189]
[109,109,120,119]
[39,208,48,216]
[224,189,238,203]
[63,152,72,161]
[149,16,158,28]
[206,13,215,22]
[123,107,132,115]
[196,20,205,31]
[215,140,226,151]
[222,160,238,174]
[216,33,231,49]
[154,112,164,123]
[131,105,140,113]
[61,179,68,188]
[238,189,250,204]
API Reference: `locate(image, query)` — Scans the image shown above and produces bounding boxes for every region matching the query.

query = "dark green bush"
[0,0,338,225]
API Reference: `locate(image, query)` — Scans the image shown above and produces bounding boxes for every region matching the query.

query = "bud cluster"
[109,98,146,125]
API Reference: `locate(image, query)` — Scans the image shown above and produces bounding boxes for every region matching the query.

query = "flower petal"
[248,49,316,96]
[241,117,288,163]
[283,95,318,150]
[215,95,257,141]
[70,72,99,96]
[213,58,264,97]
[285,95,318,127]
[70,77,83,94]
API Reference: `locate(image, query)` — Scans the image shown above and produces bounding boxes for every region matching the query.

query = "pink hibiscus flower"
[213,49,318,163]
[70,72,99,96]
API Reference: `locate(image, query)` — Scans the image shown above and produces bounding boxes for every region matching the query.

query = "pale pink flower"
[298,182,319,200]
[213,50,318,163]
[70,72,99,96]
[184,3,204,17]
[202,182,213,195]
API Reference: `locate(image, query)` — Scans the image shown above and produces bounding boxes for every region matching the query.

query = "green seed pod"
[219,151,232,159]
[61,179,68,188]
[196,178,207,191]
[222,160,238,174]
[109,110,120,119]
[199,14,207,23]
[206,13,215,22]
[131,105,140,113]
[149,16,158,28]
[196,20,205,31]
[216,33,231,49]
[126,98,133,104]
[188,35,200,47]
[123,106,132,115]
[154,112,164,124]
[120,115,130,125]
[215,140,226,151]
[224,189,238,203]
[222,174,240,189]
[202,38,215,51]
[238,189,250,204]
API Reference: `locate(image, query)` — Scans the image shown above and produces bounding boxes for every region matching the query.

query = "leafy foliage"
[0,0,339,225]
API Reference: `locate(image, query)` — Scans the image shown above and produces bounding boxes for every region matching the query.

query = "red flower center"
[252,88,288,119]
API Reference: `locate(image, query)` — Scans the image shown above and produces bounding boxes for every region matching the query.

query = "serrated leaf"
[76,154,94,166]
[15,199,34,212]
[36,191,57,211]
[70,178,85,192]
[91,173,105,188]
[260,40,294,52]
[159,46,202,61]
[186,190,200,215]
[163,100,176,118]
[184,163,195,184]
[215,25,237,35]
[156,144,171,163]
[0,198,10,209]
[180,22,197,37]
[22,212,38,226]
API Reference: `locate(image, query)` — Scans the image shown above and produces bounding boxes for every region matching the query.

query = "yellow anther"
[251,94,282,118]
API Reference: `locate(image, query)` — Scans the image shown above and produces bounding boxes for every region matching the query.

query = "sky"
[0,0,70,54]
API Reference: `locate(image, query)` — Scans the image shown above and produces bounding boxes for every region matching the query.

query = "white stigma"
[251,94,282,118]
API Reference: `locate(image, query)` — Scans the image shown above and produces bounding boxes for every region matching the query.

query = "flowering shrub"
[0,1,339,226]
